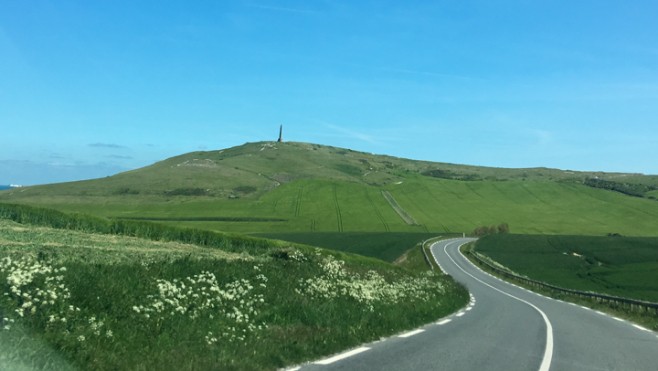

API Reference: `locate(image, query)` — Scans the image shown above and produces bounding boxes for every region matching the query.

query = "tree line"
[472,223,510,236]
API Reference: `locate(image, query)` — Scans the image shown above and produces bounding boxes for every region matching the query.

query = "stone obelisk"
[277,125,283,143]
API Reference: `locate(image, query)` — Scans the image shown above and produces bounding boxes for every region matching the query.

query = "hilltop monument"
[277,125,283,143]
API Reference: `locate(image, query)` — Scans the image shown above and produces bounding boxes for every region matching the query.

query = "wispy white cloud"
[107,155,133,160]
[378,66,484,82]
[533,129,553,146]
[323,123,379,144]
[246,3,320,15]
[89,143,128,149]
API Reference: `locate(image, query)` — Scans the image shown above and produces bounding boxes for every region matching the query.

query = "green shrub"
[233,185,257,194]
[164,188,208,196]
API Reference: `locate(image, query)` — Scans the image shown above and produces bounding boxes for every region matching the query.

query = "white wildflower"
[135,270,267,342]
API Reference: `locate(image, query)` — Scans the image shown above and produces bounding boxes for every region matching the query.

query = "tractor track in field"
[294,186,304,217]
[425,184,470,231]
[524,183,608,228]
[332,185,344,232]
[365,189,390,232]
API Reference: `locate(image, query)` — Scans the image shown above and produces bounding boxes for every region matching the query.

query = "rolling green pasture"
[2,142,658,239]
[475,234,658,302]
[387,179,658,236]
[4,177,658,237]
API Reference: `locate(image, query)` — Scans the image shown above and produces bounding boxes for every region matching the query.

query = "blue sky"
[2,0,657,185]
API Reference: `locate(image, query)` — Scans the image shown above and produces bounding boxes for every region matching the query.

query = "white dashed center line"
[314,347,370,365]
[399,329,425,338]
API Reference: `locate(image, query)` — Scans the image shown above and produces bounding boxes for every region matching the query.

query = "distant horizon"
[2,1,657,185]
[2,140,656,187]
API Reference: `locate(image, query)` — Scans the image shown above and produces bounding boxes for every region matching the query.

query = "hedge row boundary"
[0,203,276,254]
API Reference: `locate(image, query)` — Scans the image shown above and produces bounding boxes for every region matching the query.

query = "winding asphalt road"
[295,238,658,370]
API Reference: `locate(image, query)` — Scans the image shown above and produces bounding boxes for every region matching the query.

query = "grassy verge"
[392,235,454,272]
[0,205,468,370]
[461,237,658,331]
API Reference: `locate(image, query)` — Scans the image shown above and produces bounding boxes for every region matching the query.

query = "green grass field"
[0,209,467,370]
[3,176,658,237]
[474,234,658,302]
[2,142,658,237]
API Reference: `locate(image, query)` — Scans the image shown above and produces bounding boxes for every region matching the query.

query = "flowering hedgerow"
[133,268,268,343]
[297,255,444,311]
[0,256,113,340]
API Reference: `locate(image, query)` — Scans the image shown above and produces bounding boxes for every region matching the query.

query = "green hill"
[1,141,658,236]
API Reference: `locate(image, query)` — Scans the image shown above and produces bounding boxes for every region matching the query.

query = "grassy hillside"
[4,141,657,199]
[1,141,658,236]
[4,177,656,237]
[0,205,467,370]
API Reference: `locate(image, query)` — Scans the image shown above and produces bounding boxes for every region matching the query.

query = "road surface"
[295,238,658,370]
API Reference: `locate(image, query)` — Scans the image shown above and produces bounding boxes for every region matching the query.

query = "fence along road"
[296,238,658,371]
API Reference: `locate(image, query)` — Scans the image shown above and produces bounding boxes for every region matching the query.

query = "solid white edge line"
[285,367,301,371]
[632,324,650,332]
[432,239,554,371]
[437,319,452,325]
[612,317,624,322]
[314,347,370,365]
[399,329,425,338]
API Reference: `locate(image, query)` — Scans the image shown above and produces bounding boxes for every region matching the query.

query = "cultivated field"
[4,177,658,237]
[474,234,658,302]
